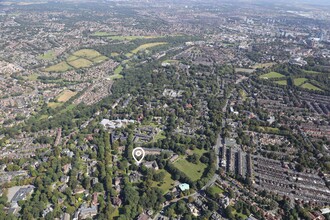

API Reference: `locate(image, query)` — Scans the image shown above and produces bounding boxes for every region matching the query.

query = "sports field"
[173,158,207,181]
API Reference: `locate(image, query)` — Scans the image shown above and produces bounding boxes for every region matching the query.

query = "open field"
[23,73,39,81]
[275,80,287,85]
[108,35,161,41]
[173,158,207,181]
[235,68,254,74]
[91,31,117,37]
[294,78,308,86]
[92,55,108,63]
[257,126,280,133]
[151,170,174,194]
[37,50,56,60]
[56,90,77,102]
[260,72,285,79]
[153,131,166,142]
[186,148,207,157]
[300,83,323,91]
[239,89,247,100]
[59,104,76,113]
[125,52,134,57]
[128,42,167,56]
[232,208,248,219]
[162,60,180,67]
[252,62,276,69]
[44,49,107,72]
[72,49,101,59]
[303,70,322,75]
[114,65,123,75]
[68,58,93,69]
[163,60,179,64]
[108,65,124,80]
[67,55,79,62]
[109,208,119,219]
[208,185,225,196]
[44,61,72,72]
[108,74,123,80]
[47,102,62,108]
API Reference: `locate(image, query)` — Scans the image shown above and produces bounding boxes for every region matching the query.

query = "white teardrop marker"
[132,147,145,164]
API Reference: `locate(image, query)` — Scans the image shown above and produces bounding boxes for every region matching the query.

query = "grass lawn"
[24,73,39,81]
[252,62,276,69]
[59,104,76,113]
[259,72,285,79]
[275,80,287,85]
[187,148,207,157]
[111,52,119,57]
[47,102,63,109]
[37,50,56,60]
[72,49,102,59]
[68,58,93,69]
[209,185,225,195]
[153,131,166,142]
[125,52,134,57]
[109,208,120,219]
[92,55,108,63]
[108,35,161,41]
[114,65,123,75]
[257,126,280,133]
[294,78,308,86]
[108,74,123,80]
[130,42,167,54]
[212,185,224,194]
[39,115,48,120]
[239,89,247,100]
[56,90,77,102]
[300,83,323,91]
[44,61,72,72]
[303,70,322,75]
[235,68,254,74]
[232,208,248,219]
[67,55,79,62]
[173,158,207,181]
[91,31,117,37]
[163,59,179,64]
[151,170,175,194]
[108,65,124,80]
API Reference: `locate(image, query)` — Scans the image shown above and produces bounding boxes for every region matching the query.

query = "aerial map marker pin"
[132,147,145,164]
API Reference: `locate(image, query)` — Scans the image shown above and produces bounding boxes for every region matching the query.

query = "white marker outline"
[132,147,145,164]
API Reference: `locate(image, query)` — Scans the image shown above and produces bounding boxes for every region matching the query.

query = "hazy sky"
[240,0,330,5]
